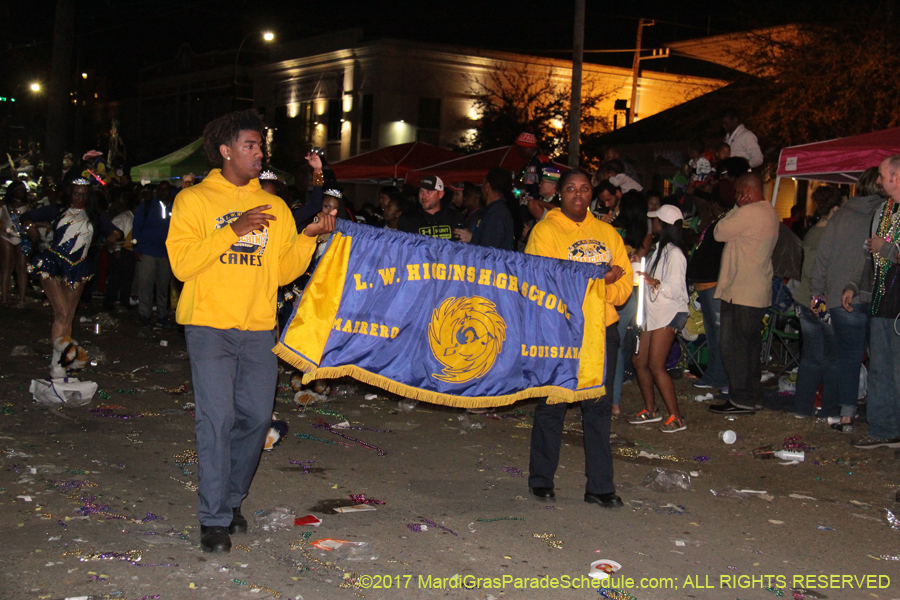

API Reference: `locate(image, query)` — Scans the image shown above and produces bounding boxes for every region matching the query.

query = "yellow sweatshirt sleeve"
[166,190,240,282]
[605,230,634,308]
[278,230,318,286]
[524,221,558,258]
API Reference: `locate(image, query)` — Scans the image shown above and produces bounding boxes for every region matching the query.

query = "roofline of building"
[256,36,729,86]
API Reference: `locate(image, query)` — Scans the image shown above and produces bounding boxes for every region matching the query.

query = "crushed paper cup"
[588,559,622,580]
[334,504,377,513]
[294,514,322,527]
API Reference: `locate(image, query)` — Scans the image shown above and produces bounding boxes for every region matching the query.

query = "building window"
[360,94,374,140]
[417,97,441,145]
[327,98,341,141]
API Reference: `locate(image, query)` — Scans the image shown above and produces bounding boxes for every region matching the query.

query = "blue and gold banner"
[274,221,609,408]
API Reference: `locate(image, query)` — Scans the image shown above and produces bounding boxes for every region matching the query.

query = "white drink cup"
[719,430,737,444]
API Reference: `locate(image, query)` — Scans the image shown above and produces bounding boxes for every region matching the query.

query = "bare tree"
[456,64,613,165]
[733,11,900,149]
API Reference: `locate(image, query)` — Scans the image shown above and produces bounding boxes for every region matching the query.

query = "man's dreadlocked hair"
[202,109,267,167]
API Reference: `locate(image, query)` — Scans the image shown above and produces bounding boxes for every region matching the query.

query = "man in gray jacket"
[810,167,884,432]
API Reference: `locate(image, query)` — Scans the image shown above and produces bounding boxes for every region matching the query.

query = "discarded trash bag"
[641,467,692,492]
[253,507,295,531]
[29,378,97,407]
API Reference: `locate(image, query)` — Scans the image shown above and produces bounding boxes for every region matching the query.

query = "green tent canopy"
[130,138,295,185]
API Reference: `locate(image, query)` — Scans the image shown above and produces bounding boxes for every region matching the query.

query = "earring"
[226,157,231,161]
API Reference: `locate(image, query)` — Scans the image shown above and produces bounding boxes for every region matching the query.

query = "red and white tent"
[406,145,568,186]
[330,142,458,183]
[772,127,900,202]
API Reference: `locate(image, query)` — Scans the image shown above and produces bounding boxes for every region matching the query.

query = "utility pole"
[46,0,75,175]
[628,19,654,125]
[568,0,585,168]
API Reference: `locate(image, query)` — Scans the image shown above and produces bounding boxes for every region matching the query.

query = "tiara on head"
[259,170,278,181]
[324,189,342,199]
[71,177,91,186]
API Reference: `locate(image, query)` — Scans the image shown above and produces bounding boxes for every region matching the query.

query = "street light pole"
[233,31,274,109]
[568,0,585,168]
[628,19,653,125]
[45,0,76,176]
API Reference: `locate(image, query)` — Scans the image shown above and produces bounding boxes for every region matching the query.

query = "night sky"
[2,0,856,101]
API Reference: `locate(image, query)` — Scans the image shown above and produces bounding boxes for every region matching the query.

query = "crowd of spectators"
[3,106,899,452]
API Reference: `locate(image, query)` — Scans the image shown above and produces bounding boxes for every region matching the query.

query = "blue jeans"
[695,286,728,388]
[829,303,869,417]
[793,305,840,416]
[613,291,637,406]
[866,317,900,440]
[186,326,277,526]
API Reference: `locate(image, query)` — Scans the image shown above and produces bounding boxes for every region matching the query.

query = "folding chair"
[677,331,708,376]
[761,307,801,375]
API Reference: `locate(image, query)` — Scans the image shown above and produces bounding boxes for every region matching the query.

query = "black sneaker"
[708,401,755,414]
[229,507,248,534]
[852,435,900,449]
[200,525,231,552]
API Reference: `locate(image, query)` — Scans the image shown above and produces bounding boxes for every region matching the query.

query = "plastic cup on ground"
[718,430,737,444]
[588,559,622,580]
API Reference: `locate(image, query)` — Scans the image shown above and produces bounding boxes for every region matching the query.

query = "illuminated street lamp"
[234,31,275,86]
[30,83,41,92]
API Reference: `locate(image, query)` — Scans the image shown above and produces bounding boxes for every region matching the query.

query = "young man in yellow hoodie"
[167,110,336,553]
[525,168,632,508]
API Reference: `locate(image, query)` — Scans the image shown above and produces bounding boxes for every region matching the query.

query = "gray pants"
[185,326,277,526]
[137,255,171,320]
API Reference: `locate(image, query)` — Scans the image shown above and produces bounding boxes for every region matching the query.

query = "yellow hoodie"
[166,169,317,331]
[525,208,633,326]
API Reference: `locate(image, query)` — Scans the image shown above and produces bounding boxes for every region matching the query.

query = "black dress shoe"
[584,492,624,508]
[229,507,248,534]
[530,487,555,499]
[708,401,755,414]
[200,525,231,553]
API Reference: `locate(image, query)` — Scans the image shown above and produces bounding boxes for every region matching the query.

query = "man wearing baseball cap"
[398,175,465,240]
[514,130,549,199]
[526,163,562,220]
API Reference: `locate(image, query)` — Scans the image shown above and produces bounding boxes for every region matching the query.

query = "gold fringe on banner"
[273,343,604,408]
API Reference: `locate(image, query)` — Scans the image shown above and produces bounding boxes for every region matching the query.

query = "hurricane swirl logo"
[428,296,506,384]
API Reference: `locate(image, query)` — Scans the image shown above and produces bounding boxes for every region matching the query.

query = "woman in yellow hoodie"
[166,110,335,553]
[524,168,632,508]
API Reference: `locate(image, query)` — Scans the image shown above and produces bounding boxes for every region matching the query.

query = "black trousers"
[528,324,619,495]
[720,300,767,409]
[104,249,136,308]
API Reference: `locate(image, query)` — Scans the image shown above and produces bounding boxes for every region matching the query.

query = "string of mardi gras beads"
[311,418,387,456]
[872,200,900,314]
